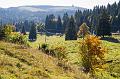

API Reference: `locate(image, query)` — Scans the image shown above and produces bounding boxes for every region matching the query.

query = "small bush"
[7,33,27,45]
[79,35,107,75]
[41,44,67,60]
[54,46,66,60]
[41,43,48,50]
[0,24,14,40]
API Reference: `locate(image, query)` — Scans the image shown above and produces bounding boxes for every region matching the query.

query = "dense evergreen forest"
[6,1,118,35]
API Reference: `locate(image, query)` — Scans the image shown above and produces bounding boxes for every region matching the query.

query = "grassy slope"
[0,41,89,79]
[29,35,81,65]
[103,40,120,78]
[29,34,120,79]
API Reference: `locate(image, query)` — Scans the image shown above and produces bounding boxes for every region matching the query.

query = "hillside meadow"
[0,40,89,79]
[0,33,120,79]
[28,34,120,79]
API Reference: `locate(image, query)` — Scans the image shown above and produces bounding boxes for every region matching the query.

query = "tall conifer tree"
[29,22,37,41]
[56,16,63,33]
[65,16,77,40]
[97,10,111,37]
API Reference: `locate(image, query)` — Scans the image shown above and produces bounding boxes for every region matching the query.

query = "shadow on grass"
[100,37,120,43]
[28,40,36,42]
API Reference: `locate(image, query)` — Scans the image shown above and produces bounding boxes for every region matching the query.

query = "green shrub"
[7,33,27,45]
[41,43,48,50]
[0,24,14,40]
[53,46,66,60]
[41,44,67,60]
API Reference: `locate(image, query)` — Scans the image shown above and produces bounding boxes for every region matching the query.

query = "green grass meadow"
[0,34,120,79]
[28,34,120,79]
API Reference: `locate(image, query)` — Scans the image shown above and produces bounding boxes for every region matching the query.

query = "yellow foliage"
[79,35,107,74]
[4,24,15,36]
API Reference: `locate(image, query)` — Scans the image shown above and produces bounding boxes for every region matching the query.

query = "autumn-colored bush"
[79,35,107,75]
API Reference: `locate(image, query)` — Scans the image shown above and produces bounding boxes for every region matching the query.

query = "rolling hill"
[0,5,86,24]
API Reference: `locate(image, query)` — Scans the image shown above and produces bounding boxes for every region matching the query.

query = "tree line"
[45,1,120,34]
[1,1,120,41]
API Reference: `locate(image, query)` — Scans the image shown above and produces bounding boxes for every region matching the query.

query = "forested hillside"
[0,5,86,24]
[8,1,120,33]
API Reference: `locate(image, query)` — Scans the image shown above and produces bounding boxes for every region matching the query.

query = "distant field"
[28,34,120,79]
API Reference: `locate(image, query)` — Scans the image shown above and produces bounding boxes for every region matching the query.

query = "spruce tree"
[24,20,30,31]
[21,25,26,35]
[45,14,56,33]
[63,13,69,33]
[75,10,83,29]
[97,10,111,37]
[45,15,49,29]
[117,13,120,33]
[65,16,77,40]
[29,22,37,41]
[0,27,5,40]
[56,16,63,33]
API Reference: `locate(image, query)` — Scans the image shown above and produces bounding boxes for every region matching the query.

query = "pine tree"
[63,13,69,33]
[56,16,63,33]
[0,27,5,40]
[117,13,120,33]
[45,15,49,29]
[21,25,26,35]
[65,16,77,40]
[75,10,83,28]
[97,10,111,37]
[45,14,56,33]
[111,16,118,32]
[29,22,37,41]
[24,20,30,31]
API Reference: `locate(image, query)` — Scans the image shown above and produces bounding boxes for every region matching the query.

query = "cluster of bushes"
[0,24,28,45]
[6,33,27,45]
[40,43,67,60]
[0,25,13,40]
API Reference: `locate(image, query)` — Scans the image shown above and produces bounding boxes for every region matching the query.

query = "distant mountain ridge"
[0,5,86,23]
[9,5,86,12]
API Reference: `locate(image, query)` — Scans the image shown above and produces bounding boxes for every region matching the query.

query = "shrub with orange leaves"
[79,35,107,75]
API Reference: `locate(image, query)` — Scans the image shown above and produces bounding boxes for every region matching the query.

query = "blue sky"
[0,0,119,9]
